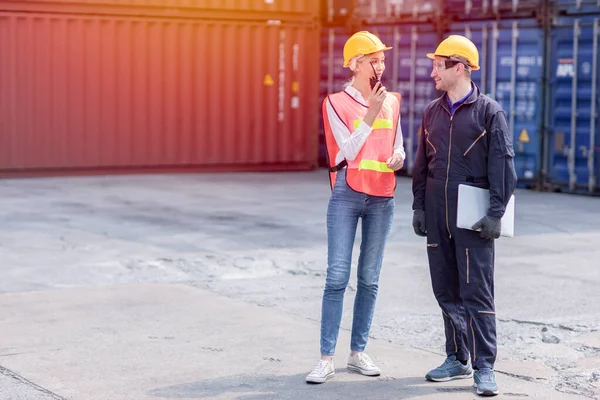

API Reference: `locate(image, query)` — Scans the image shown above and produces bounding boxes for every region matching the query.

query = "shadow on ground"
[147,371,493,400]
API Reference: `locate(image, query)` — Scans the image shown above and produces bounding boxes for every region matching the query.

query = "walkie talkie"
[369,62,380,90]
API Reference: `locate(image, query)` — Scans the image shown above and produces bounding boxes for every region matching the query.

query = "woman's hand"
[367,82,387,114]
[363,82,387,126]
[386,154,404,171]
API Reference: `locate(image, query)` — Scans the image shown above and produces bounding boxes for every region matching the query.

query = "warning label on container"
[264,74,274,86]
[518,129,530,143]
[291,81,299,93]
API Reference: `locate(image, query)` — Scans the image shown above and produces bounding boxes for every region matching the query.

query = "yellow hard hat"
[343,31,392,68]
[427,35,480,70]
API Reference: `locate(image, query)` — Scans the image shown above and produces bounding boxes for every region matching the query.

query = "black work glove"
[412,209,427,237]
[472,216,501,239]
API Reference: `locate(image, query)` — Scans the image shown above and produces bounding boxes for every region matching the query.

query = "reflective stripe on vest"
[359,159,394,173]
[322,91,401,197]
[353,119,393,130]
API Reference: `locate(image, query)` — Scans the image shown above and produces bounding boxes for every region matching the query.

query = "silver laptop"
[456,184,515,238]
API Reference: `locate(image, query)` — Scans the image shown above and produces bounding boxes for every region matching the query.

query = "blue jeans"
[320,169,395,356]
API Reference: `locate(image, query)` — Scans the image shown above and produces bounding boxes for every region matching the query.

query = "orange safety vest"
[322,91,401,197]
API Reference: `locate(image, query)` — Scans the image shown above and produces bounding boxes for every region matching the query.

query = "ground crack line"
[499,318,593,332]
[0,365,67,400]
[496,369,542,383]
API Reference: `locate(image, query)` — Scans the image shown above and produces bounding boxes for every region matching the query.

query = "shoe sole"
[347,365,381,376]
[305,371,334,384]
[426,371,474,382]
[474,383,499,396]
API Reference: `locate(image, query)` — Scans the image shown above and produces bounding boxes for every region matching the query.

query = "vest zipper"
[463,130,487,156]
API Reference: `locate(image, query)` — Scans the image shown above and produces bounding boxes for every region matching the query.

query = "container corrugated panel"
[318,27,350,167]
[548,15,600,193]
[318,24,440,174]
[0,12,320,174]
[321,0,354,25]
[444,0,541,16]
[448,20,544,187]
[8,0,320,18]
[354,0,441,19]
[371,24,440,174]
[491,19,543,186]
[446,21,487,91]
[551,0,600,15]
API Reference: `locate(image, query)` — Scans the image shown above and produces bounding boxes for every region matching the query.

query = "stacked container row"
[0,0,321,176]
[319,0,600,194]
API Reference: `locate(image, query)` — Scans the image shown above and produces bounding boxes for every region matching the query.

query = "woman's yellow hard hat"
[343,31,392,68]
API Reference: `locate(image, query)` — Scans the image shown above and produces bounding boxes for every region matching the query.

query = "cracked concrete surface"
[0,170,599,399]
[0,367,66,400]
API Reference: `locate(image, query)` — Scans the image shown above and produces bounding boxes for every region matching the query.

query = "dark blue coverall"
[412,83,517,369]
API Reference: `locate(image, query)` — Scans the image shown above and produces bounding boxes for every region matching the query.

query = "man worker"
[411,35,517,397]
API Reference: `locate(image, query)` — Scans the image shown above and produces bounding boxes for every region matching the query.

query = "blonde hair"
[343,54,364,88]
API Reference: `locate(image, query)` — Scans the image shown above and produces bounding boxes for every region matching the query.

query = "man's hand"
[412,209,427,237]
[386,154,405,171]
[472,216,501,239]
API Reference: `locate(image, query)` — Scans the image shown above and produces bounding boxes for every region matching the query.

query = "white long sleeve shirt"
[325,86,405,166]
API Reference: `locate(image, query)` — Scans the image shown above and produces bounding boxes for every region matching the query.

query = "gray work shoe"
[425,355,474,382]
[473,368,499,396]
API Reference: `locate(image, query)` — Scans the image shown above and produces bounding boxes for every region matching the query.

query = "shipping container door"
[368,24,440,174]
[549,16,600,193]
[487,19,544,186]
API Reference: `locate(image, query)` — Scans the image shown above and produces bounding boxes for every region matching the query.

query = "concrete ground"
[0,169,598,400]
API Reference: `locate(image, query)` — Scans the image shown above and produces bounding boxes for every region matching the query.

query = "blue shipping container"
[445,0,541,16]
[319,20,545,185]
[448,20,544,186]
[367,24,440,175]
[354,0,441,19]
[551,0,600,15]
[548,15,600,193]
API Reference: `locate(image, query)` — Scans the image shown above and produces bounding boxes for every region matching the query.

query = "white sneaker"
[305,359,335,383]
[347,352,381,376]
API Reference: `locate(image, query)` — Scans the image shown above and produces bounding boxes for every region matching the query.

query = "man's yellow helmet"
[427,35,480,71]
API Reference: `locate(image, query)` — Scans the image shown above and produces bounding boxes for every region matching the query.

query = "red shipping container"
[0,11,320,175]
[2,1,320,23]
